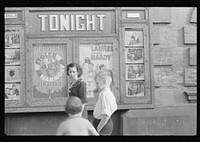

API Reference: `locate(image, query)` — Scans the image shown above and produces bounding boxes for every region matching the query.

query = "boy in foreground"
[56,96,99,136]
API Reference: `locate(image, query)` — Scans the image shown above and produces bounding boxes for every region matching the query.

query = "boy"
[56,96,99,136]
[93,70,117,136]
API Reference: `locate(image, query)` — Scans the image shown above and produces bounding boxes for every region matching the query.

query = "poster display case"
[120,24,153,106]
[75,38,120,107]
[5,25,25,108]
[26,39,72,107]
[5,7,153,112]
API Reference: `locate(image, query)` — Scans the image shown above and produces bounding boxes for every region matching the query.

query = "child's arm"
[97,114,110,133]
[88,122,99,136]
[93,88,99,104]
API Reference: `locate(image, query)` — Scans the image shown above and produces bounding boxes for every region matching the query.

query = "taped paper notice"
[5,13,17,19]
[127,13,140,18]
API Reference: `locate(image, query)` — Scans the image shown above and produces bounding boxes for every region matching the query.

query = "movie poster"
[125,48,144,63]
[33,44,66,98]
[126,82,144,97]
[5,83,20,100]
[5,49,20,65]
[5,66,20,82]
[125,29,143,46]
[126,65,144,80]
[5,29,21,48]
[79,43,113,98]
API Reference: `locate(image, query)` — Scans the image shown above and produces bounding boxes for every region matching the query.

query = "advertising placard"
[79,43,113,98]
[125,29,143,46]
[126,81,144,97]
[5,66,20,82]
[5,83,20,100]
[33,44,66,99]
[126,65,144,80]
[125,48,144,63]
[5,49,20,65]
[5,29,20,48]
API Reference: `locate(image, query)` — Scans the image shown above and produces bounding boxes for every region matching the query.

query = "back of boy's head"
[65,96,83,115]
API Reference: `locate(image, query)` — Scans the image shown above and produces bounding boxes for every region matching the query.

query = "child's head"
[95,70,113,91]
[65,96,83,115]
[66,63,83,78]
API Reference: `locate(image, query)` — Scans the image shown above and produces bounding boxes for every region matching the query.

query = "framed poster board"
[126,65,144,80]
[125,29,144,47]
[126,81,144,97]
[5,83,20,100]
[5,66,20,82]
[75,38,120,106]
[125,48,144,63]
[26,39,72,107]
[5,49,20,65]
[5,25,25,108]
[120,24,154,106]
[5,29,21,48]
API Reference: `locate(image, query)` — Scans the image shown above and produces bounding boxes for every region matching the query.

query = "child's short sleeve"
[100,91,117,117]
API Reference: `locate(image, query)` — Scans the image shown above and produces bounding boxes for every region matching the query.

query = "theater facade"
[4,7,196,135]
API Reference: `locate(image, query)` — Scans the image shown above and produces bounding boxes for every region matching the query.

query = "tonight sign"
[38,14,106,32]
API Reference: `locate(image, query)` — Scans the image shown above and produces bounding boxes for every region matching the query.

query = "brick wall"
[151,7,197,105]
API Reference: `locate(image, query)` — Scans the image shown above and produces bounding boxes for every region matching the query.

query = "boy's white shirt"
[56,113,99,135]
[93,87,117,119]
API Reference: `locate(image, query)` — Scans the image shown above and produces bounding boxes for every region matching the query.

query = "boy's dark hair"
[66,63,83,77]
[65,96,83,115]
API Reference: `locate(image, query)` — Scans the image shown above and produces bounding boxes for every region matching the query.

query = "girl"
[66,63,88,119]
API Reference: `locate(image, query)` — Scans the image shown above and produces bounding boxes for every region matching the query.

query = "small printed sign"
[5,66,20,82]
[5,13,18,19]
[126,82,144,97]
[126,65,144,80]
[5,49,20,65]
[125,29,143,46]
[127,13,140,18]
[5,83,20,100]
[5,29,21,48]
[125,48,143,63]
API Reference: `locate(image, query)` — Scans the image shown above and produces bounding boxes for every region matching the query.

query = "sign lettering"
[38,14,106,32]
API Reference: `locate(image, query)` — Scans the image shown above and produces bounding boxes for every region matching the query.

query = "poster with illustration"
[125,48,144,63]
[5,66,20,82]
[126,82,144,97]
[32,44,66,99]
[125,29,143,46]
[5,49,20,65]
[126,65,144,80]
[5,29,21,48]
[79,43,113,98]
[5,83,20,100]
